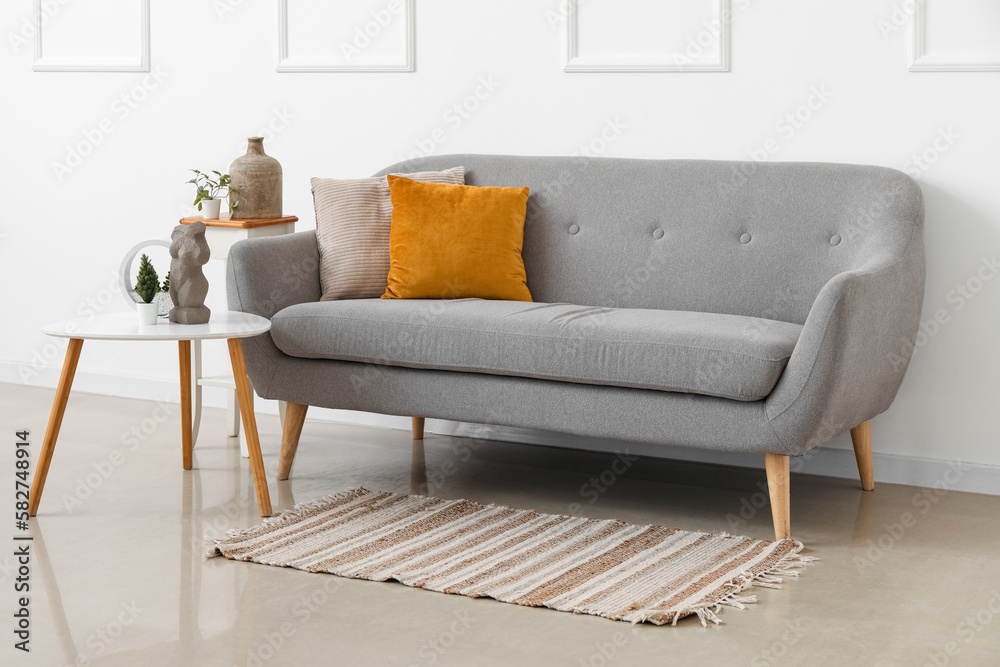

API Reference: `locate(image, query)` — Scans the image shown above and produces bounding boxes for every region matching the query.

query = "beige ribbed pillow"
[312,167,465,300]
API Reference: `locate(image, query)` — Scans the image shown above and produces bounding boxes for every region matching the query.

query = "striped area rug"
[208,488,814,626]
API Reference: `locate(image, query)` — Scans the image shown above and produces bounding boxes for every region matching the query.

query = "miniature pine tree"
[161,272,170,293]
[134,254,160,304]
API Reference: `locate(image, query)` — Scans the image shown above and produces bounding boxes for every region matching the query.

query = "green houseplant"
[135,254,161,325]
[188,170,237,220]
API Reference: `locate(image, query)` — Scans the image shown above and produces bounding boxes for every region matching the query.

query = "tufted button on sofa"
[227,154,925,540]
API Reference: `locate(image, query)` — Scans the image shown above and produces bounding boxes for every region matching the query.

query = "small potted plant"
[135,254,161,325]
[187,169,237,220]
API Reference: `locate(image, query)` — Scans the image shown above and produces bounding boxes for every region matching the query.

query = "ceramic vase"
[229,137,282,220]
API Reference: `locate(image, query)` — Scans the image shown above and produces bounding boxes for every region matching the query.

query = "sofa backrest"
[375,155,923,324]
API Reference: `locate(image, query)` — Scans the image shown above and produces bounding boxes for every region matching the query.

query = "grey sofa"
[227,154,925,539]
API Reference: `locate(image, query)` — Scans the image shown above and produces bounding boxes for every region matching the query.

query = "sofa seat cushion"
[270,300,803,401]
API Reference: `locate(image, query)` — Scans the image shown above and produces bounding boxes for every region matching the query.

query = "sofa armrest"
[226,231,321,319]
[226,231,321,397]
[764,224,924,456]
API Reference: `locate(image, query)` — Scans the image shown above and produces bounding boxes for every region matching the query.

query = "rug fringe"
[629,539,818,627]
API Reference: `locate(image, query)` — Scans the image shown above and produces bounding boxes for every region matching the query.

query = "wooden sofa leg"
[764,453,791,540]
[412,417,425,440]
[277,403,309,481]
[850,420,875,491]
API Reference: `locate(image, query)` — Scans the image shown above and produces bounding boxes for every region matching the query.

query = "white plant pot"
[137,302,159,325]
[200,198,222,220]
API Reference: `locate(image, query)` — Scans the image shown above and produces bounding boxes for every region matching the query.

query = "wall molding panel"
[277,0,415,73]
[563,0,730,73]
[909,0,1000,72]
[32,0,150,72]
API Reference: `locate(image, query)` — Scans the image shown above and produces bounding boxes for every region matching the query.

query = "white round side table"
[30,311,274,518]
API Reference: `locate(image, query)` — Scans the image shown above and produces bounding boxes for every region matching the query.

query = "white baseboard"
[3,360,997,496]
[0,360,232,410]
[0,359,406,426]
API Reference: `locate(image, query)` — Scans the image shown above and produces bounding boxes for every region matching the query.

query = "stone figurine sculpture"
[168,221,211,324]
[229,137,282,219]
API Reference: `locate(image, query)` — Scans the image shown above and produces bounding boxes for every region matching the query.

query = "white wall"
[2,1,999,486]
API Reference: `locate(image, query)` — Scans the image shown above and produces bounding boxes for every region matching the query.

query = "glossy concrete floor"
[3,382,1000,667]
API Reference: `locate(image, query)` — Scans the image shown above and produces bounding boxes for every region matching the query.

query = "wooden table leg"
[179,340,193,470]
[28,338,84,516]
[227,338,272,517]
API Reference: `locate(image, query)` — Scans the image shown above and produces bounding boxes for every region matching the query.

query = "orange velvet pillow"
[382,176,533,302]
